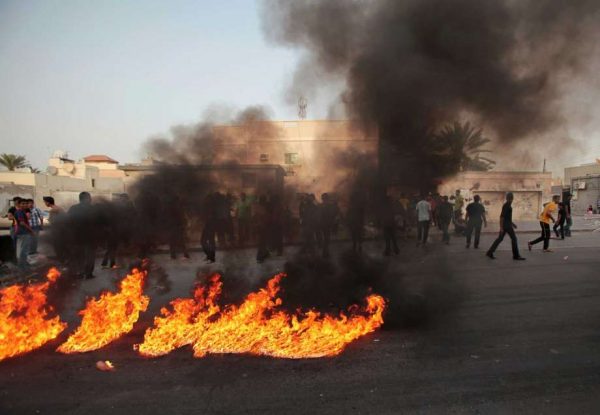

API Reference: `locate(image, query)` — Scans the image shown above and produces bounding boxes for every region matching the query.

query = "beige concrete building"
[212,120,378,196]
[119,162,285,197]
[438,171,554,221]
[0,152,125,213]
[564,160,600,214]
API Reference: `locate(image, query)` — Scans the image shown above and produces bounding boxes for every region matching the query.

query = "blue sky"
[0,0,318,168]
[1,0,599,172]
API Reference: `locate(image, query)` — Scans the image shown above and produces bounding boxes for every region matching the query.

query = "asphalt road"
[1,231,599,414]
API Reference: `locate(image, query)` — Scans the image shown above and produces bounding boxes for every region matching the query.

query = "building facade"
[211,120,378,196]
[437,171,554,221]
[564,161,600,214]
[0,153,126,215]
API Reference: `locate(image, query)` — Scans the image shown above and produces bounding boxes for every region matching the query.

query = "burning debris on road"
[137,273,385,359]
[0,267,386,362]
[57,268,149,354]
[0,267,66,362]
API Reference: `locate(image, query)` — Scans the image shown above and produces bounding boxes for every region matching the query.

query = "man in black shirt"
[563,192,572,237]
[437,196,454,244]
[68,192,98,278]
[486,192,525,260]
[465,195,487,249]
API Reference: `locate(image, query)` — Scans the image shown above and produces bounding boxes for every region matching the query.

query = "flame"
[135,274,222,357]
[137,273,385,359]
[0,268,66,362]
[57,268,149,354]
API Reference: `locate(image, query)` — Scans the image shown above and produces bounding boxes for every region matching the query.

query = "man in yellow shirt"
[528,195,560,252]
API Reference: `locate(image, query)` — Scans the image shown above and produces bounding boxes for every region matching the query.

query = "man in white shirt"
[416,195,432,246]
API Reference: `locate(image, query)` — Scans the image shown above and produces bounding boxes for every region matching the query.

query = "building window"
[284,153,299,165]
[259,153,269,163]
[91,179,96,188]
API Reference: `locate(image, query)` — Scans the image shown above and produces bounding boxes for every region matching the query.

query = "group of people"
[486,192,572,260]
[3,186,579,276]
[6,192,134,278]
[198,191,289,263]
[7,196,46,271]
[410,190,488,249]
[298,193,343,258]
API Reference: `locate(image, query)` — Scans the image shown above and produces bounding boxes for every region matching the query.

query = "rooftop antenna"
[298,96,307,120]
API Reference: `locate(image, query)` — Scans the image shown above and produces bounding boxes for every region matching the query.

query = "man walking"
[320,193,341,258]
[381,195,399,256]
[553,202,566,240]
[563,192,572,237]
[43,196,66,263]
[486,192,526,260]
[201,192,218,263]
[347,190,366,253]
[68,192,97,279]
[235,192,252,247]
[453,189,464,222]
[528,195,559,253]
[416,194,432,246]
[43,196,63,224]
[465,195,487,249]
[437,196,453,244]
[14,199,34,271]
[27,199,44,254]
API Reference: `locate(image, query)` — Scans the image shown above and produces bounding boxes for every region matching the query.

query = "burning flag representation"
[137,273,385,359]
[0,268,66,362]
[58,268,149,354]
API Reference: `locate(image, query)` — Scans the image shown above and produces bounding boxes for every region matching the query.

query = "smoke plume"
[262,0,600,186]
[144,105,278,165]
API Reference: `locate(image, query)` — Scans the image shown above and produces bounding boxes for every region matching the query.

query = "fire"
[135,274,222,357]
[57,268,149,354]
[137,273,385,359]
[0,268,66,362]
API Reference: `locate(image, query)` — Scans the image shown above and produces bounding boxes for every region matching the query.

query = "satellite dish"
[63,163,75,174]
[46,166,58,175]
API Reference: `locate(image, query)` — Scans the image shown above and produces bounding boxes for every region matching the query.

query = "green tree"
[0,153,30,171]
[433,122,496,172]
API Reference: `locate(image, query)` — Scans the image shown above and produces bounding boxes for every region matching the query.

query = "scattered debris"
[96,360,115,371]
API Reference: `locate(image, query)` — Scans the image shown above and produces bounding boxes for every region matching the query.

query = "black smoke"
[144,105,278,165]
[262,0,600,188]
[280,250,466,329]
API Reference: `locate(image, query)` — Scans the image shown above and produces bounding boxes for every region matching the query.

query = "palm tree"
[432,122,496,172]
[0,153,30,171]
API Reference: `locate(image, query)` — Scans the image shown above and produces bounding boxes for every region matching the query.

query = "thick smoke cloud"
[144,105,277,165]
[262,0,600,186]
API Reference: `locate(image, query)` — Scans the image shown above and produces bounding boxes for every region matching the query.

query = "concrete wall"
[569,175,600,214]
[437,171,553,220]
[121,165,285,197]
[564,163,600,185]
[0,170,124,210]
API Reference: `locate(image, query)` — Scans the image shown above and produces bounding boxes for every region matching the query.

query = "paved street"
[1,231,599,414]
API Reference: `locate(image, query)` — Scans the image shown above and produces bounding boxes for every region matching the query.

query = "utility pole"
[298,96,307,120]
